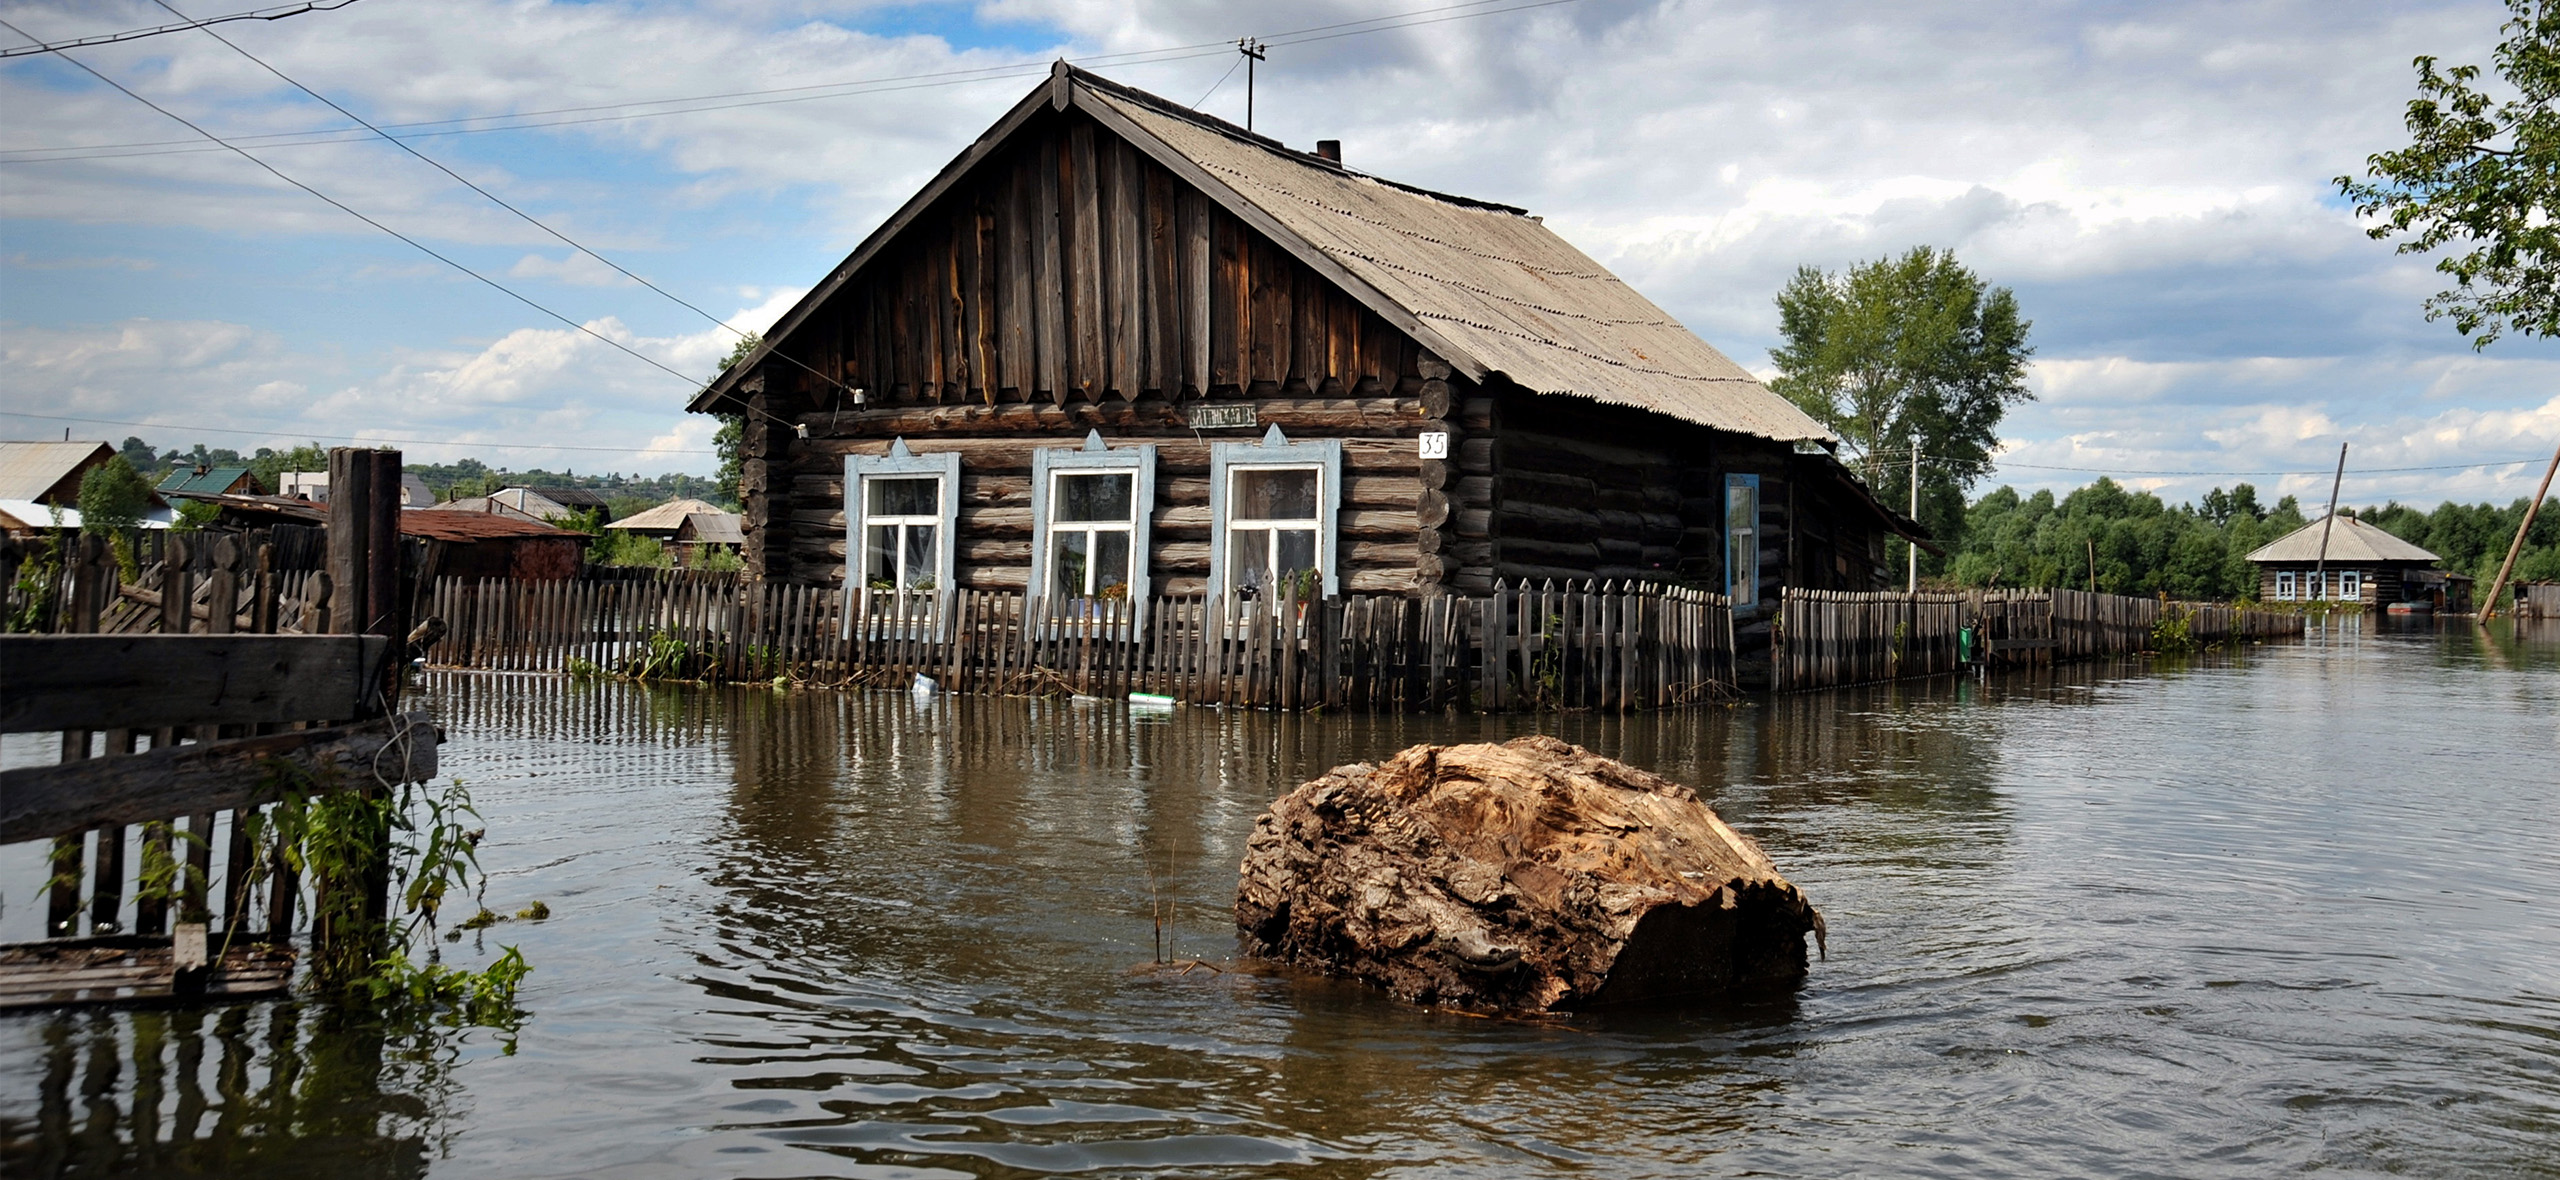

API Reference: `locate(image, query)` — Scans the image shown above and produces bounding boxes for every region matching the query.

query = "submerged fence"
[425,576,1736,713]
[1772,585,2306,692]
[421,573,2303,707]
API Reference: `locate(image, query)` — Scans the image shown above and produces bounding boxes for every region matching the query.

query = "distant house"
[402,511,589,580]
[425,495,553,524]
[0,439,174,531]
[672,510,744,566]
[688,64,1926,628]
[279,469,436,507]
[157,464,262,497]
[2245,515,2450,607]
[605,498,728,539]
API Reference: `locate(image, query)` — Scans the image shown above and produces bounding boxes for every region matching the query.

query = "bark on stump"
[1235,736,1823,1011]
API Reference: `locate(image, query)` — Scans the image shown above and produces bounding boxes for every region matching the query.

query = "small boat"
[2385,601,2433,616]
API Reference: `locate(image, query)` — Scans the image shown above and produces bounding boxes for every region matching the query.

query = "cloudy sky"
[3,0,2554,508]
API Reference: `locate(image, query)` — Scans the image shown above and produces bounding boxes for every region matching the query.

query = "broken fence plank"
[0,712,437,845]
[0,634,390,734]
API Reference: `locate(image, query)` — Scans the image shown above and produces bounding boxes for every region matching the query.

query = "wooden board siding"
[2255,563,2424,606]
[773,112,1415,408]
[775,392,1452,595]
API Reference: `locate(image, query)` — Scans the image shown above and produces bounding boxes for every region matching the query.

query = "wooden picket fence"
[423,576,1737,712]
[1773,586,2307,691]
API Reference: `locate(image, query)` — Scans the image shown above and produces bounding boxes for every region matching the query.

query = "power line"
[0,0,358,59]
[147,0,848,402]
[0,15,711,396]
[1987,457,2556,478]
[0,409,716,455]
[2,0,1583,164]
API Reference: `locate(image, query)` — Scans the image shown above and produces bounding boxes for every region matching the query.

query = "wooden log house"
[691,64,1927,632]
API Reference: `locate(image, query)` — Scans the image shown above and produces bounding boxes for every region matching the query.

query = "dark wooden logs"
[1235,736,1822,1011]
[0,635,392,734]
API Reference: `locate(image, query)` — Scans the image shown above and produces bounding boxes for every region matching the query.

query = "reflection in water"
[3,622,2555,1177]
[0,1003,446,1178]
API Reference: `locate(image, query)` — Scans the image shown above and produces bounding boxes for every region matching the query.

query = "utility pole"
[1237,38,1267,131]
[2312,442,2347,602]
[1907,445,1920,594]
[2480,438,2560,620]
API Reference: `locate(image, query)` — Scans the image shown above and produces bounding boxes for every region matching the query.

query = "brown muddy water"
[4,619,2557,1178]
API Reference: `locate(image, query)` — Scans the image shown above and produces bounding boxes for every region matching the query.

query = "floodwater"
[4,619,2558,1178]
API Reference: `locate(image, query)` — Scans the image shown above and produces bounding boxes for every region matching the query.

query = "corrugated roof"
[607,498,726,532]
[0,441,117,502]
[424,496,552,524]
[2245,515,2440,564]
[676,511,744,545]
[157,466,256,495]
[401,511,583,542]
[1082,84,1832,443]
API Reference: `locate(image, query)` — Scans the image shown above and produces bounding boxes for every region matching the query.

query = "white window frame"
[1028,430,1156,624]
[1725,473,1761,608]
[1209,424,1341,604]
[2275,570,2297,601]
[845,438,959,637]
[2337,569,2361,601]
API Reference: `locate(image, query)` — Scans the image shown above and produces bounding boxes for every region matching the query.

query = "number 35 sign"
[1418,431,1450,460]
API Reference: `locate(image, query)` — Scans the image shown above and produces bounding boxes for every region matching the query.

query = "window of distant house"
[2338,570,2361,601]
[1210,426,1341,603]
[2275,570,2296,601]
[845,440,959,630]
[1030,432,1156,619]
[1725,473,1761,607]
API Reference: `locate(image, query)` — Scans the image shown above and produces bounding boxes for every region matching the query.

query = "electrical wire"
[0,0,358,59]
[0,15,712,396]
[2,0,1586,163]
[148,0,849,405]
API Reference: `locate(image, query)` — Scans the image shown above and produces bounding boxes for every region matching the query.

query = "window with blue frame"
[1210,425,1341,603]
[845,439,960,632]
[1725,473,1760,606]
[1029,431,1157,621]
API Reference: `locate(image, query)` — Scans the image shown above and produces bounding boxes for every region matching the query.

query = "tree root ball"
[1234,736,1824,1011]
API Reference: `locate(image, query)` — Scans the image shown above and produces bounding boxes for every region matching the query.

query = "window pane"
[1056,472,1133,523]
[1275,529,1316,585]
[866,525,898,587]
[1725,476,1756,531]
[1093,531,1130,596]
[1230,526,1272,596]
[902,524,936,589]
[1052,530,1090,597]
[1728,530,1756,606]
[1235,468,1317,521]
[869,476,938,517]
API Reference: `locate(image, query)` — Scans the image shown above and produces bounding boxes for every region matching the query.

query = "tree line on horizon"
[1934,478,2560,601]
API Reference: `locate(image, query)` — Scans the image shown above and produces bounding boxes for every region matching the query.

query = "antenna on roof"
[1236,38,1268,131]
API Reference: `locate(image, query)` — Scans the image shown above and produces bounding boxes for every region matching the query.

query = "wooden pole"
[1908,445,1920,594]
[2479,438,2560,621]
[2312,442,2347,601]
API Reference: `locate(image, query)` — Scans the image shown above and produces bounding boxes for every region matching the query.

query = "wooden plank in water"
[0,634,390,734]
[0,936,295,1010]
[1,713,437,844]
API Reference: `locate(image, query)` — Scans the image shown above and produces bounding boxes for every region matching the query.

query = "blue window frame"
[1210,425,1342,603]
[1028,430,1157,624]
[1724,473,1761,607]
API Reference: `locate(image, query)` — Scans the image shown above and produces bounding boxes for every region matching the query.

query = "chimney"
[1315,139,1341,164]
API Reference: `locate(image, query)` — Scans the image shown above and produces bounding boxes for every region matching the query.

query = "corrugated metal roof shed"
[157,466,257,496]
[2245,515,2440,564]
[675,511,744,545]
[401,511,583,542]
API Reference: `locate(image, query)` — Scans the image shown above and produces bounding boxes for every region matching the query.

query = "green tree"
[2338,0,2559,347]
[248,443,328,494]
[77,457,154,534]
[709,332,760,508]
[1769,247,2034,561]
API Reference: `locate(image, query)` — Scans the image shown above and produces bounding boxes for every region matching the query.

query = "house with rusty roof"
[690,64,1924,621]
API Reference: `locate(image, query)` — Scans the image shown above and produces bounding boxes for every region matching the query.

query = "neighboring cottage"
[2245,515,2451,607]
[156,464,262,497]
[402,511,588,580]
[606,498,728,539]
[672,510,744,566]
[689,65,1925,624]
[500,485,612,522]
[0,439,174,532]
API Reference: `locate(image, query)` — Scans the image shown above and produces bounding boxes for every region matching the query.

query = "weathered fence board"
[0,634,390,733]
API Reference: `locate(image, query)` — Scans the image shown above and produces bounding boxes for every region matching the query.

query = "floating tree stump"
[1235,736,1823,1011]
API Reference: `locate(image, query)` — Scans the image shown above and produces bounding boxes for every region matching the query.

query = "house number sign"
[1186,402,1260,430]
[1418,432,1450,460]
